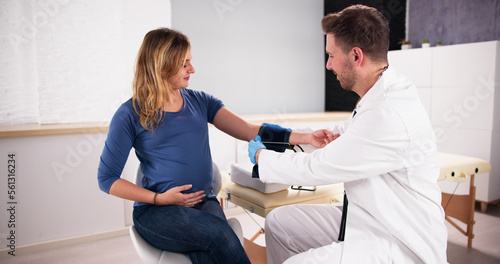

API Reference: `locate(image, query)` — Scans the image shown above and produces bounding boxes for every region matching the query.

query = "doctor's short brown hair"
[322,4,389,63]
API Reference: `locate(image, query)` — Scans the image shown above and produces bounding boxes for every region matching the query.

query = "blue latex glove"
[248,135,266,165]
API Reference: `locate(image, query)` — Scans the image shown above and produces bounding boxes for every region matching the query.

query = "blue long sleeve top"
[97,89,224,206]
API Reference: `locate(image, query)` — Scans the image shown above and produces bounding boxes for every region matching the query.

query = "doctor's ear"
[351,47,364,66]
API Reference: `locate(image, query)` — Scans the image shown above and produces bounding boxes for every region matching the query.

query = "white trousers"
[265,204,344,264]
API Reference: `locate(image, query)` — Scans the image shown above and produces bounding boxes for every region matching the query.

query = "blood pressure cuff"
[258,123,292,152]
[252,123,292,178]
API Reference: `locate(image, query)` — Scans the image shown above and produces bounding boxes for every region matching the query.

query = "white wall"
[0,0,172,125]
[1,0,325,125]
[0,0,170,249]
[0,132,128,246]
[171,0,325,116]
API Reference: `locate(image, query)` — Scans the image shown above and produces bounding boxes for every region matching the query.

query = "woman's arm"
[213,107,261,141]
[109,179,206,207]
[289,129,338,148]
[252,130,339,164]
[213,107,338,147]
[108,179,156,204]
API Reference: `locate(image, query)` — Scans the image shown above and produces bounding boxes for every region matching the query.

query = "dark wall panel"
[324,0,407,111]
[408,0,500,48]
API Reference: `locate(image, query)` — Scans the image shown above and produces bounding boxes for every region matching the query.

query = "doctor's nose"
[326,58,333,71]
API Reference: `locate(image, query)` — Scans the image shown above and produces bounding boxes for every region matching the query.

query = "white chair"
[129,162,243,264]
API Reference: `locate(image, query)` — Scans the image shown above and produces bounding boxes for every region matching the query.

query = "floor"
[2,203,499,264]
[445,203,500,264]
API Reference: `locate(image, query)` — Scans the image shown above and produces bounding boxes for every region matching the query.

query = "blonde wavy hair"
[132,28,191,130]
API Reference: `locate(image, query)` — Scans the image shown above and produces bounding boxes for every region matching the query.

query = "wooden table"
[438,152,492,248]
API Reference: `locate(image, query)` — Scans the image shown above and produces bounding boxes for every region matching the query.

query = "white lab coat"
[259,67,448,263]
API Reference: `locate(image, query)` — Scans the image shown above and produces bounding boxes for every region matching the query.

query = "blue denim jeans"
[133,198,251,264]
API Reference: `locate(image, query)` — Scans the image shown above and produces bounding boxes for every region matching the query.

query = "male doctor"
[248,5,448,264]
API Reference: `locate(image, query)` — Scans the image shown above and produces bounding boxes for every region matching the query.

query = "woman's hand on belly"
[156,184,206,207]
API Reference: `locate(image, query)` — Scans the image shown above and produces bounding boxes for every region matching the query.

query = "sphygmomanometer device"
[251,123,304,178]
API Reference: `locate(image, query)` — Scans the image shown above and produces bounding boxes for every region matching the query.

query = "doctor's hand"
[308,129,340,148]
[248,135,266,165]
[156,185,206,207]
